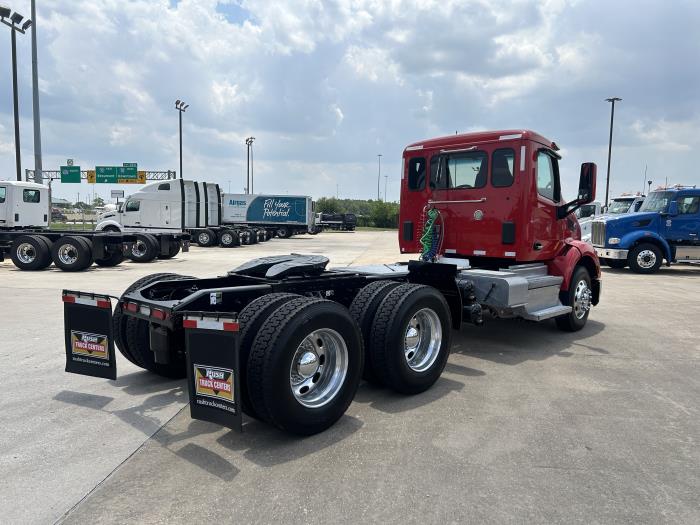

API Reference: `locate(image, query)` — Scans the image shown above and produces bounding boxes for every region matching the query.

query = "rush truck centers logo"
[194,365,234,402]
[71,331,109,360]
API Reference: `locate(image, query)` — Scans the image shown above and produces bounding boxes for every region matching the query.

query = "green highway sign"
[94,164,139,183]
[60,165,81,183]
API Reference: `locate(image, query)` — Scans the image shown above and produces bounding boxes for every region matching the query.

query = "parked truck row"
[95,180,317,246]
[0,181,189,271]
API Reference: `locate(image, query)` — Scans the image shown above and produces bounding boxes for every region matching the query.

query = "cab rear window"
[23,189,41,203]
[491,148,515,187]
[407,157,426,191]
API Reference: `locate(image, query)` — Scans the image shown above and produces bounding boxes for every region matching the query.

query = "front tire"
[247,298,363,435]
[628,243,663,274]
[369,284,452,395]
[555,266,593,332]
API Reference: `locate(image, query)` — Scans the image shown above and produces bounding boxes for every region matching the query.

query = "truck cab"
[580,194,645,243]
[399,129,595,264]
[0,181,49,229]
[592,186,700,273]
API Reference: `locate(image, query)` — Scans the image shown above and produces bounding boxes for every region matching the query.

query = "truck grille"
[591,221,606,247]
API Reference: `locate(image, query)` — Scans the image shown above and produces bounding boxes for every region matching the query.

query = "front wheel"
[555,266,592,332]
[628,243,663,274]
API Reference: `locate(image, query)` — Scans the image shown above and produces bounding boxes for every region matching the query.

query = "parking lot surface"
[1,230,698,524]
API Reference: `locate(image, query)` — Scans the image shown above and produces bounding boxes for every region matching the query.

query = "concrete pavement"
[0,231,698,524]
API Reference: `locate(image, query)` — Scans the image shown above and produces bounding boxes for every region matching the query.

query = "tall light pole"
[377,154,382,201]
[384,174,388,201]
[30,0,42,184]
[175,100,188,179]
[604,97,621,208]
[245,137,255,194]
[1,7,32,181]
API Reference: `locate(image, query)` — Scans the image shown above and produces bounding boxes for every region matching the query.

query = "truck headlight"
[608,237,620,245]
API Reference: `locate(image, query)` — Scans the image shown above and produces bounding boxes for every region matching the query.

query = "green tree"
[92,196,105,207]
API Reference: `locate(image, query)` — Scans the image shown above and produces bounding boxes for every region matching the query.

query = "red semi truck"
[62,129,601,435]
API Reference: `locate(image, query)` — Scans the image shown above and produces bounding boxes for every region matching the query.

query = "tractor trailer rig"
[62,129,601,435]
[0,181,188,271]
[96,180,316,248]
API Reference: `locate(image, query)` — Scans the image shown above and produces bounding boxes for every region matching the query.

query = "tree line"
[316,197,400,228]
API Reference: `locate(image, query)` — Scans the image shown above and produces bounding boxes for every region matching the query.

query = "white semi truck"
[0,181,188,271]
[96,180,316,247]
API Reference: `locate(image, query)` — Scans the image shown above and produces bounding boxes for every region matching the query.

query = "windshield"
[640,192,672,213]
[608,199,633,214]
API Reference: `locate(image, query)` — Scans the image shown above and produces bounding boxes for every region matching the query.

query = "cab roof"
[404,129,555,152]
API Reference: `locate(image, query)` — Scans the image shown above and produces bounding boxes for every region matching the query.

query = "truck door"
[0,185,7,226]
[667,194,700,244]
[530,149,564,260]
[122,199,141,228]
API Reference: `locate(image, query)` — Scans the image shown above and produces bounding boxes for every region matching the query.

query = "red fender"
[546,239,601,304]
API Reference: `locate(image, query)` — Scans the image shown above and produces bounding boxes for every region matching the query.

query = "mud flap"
[183,313,242,432]
[63,291,116,380]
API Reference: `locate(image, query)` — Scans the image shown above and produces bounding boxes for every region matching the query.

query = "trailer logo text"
[71,331,109,361]
[263,198,291,218]
[194,365,234,402]
[228,199,247,206]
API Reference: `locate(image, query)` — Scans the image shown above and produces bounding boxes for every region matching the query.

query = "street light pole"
[245,137,255,194]
[30,0,42,184]
[604,97,622,208]
[377,154,382,201]
[1,9,31,181]
[175,100,188,179]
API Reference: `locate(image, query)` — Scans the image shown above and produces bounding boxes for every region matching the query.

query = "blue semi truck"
[592,186,700,273]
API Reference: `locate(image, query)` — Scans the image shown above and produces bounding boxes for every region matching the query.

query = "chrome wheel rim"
[404,308,442,372]
[16,243,37,264]
[637,249,656,269]
[573,279,592,319]
[132,240,147,258]
[289,328,348,408]
[58,244,79,265]
[198,233,210,244]
[221,233,233,245]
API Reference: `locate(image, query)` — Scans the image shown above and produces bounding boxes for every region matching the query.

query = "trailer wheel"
[265,229,274,241]
[276,226,292,238]
[369,284,452,395]
[95,249,125,267]
[196,229,217,247]
[10,235,52,271]
[158,242,181,259]
[50,236,94,271]
[219,229,239,248]
[257,229,266,242]
[247,229,259,244]
[113,273,189,366]
[238,293,301,417]
[628,243,663,274]
[555,266,592,332]
[247,298,363,435]
[349,280,402,384]
[128,233,159,262]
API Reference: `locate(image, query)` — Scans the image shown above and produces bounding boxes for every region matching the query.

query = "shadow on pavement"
[217,414,363,468]
[353,375,465,414]
[452,318,607,365]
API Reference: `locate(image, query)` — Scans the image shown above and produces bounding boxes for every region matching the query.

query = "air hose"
[420,207,440,261]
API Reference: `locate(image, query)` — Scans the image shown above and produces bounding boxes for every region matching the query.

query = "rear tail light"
[125,302,138,313]
[151,308,168,320]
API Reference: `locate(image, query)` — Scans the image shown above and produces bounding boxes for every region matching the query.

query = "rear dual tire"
[51,236,94,271]
[128,233,159,263]
[10,235,52,270]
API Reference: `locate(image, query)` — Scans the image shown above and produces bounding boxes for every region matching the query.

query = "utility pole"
[604,97,622,208]
[175,100,188,178]
[30,0,42,184]
[245,137,255,194]
[384,174,388,201]
[377,154,382,201]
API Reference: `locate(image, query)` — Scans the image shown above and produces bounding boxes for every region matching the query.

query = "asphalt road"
[1,231,698,524]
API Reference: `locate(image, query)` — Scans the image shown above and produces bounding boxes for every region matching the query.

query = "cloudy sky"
[1,0,699,203]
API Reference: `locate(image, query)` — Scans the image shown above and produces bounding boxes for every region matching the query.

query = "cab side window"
[158,183,171,191]
[125,200,140,212]
[678,196,700,215]
[536,151,560,202]
[492,148,515,187]
[407,157,426,191]
[0,187,6,203]
[23,189,41,203]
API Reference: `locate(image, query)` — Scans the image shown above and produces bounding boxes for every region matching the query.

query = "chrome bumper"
[594,247,628,260]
